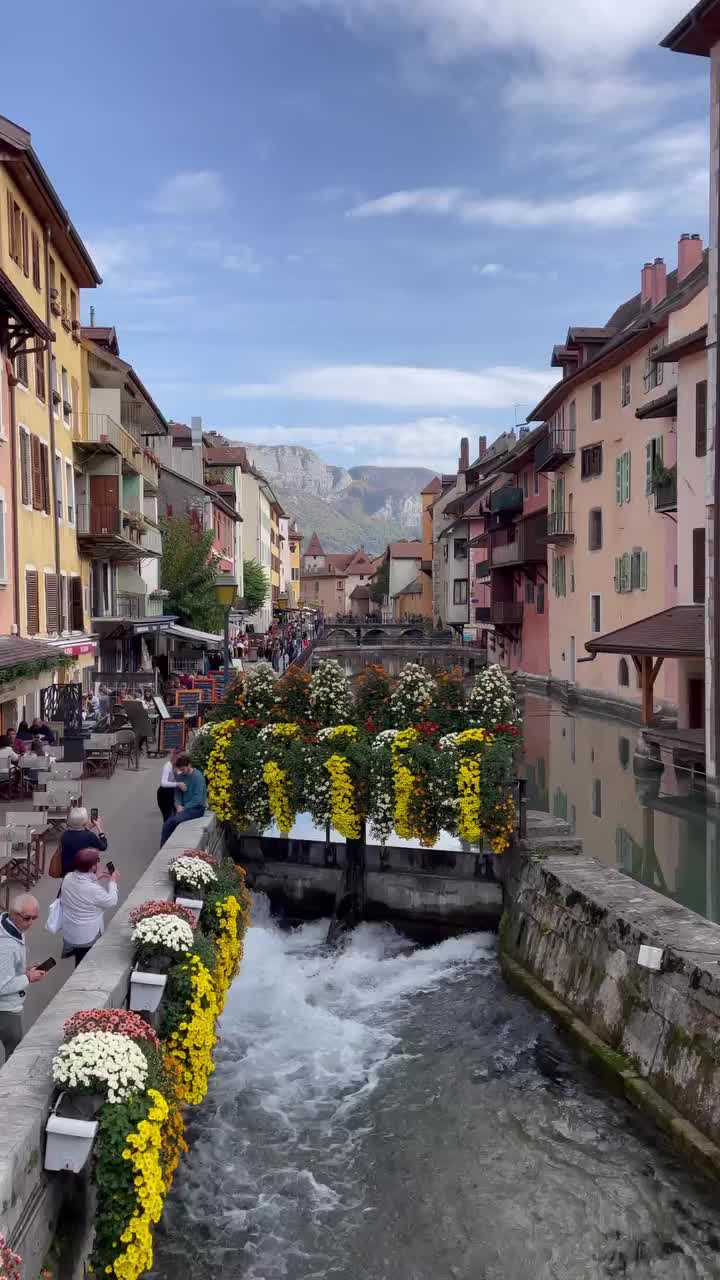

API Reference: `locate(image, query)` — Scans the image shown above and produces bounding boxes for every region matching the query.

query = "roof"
[345,549,376,574]
[81,326,119,355]
[661,0,720,54]
[421,476,442,496]
[327,553,353,572]
[527,254,708,424]
[305,532,325,556]
[159,461,241,521]
[0,267,53,343]
[585,606,704,658]
[392,574,423,598]
[499,424,547,475]
[0,635,69,672]
[204,446,248,467]
[349,585,371,600]
[634,388,678,420]
[84,340,168,435]
[653,325,708,362]
[389,540,425,558]
[0,114,100,287]
[165,623,223,649]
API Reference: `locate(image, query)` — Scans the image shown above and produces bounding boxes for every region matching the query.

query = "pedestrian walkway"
[4,758,166,1032]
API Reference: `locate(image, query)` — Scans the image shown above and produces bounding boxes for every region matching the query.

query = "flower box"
[175,895,203,925]
[44,1093,98,1173]
[129,968,167,1012]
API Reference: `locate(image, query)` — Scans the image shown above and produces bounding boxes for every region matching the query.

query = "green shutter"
[614,556,621,592]
[640,550,648,591]
[616,457,623,505]
[622,552,631,593]
[624,451,631,503]
[645,441,653,495]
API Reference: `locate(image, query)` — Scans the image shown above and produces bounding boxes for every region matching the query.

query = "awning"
[584,605,704,659]
[635,388,678,420]
[165,623,224,649]
[0,635,65,671]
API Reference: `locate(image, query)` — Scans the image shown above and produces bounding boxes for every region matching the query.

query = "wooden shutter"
[20,212,29,276]
[696,380,708,458]
[622,552,631,593]
[614,557,621,593]
[623,451,631,504]
[71,377,79,434]
[640,551,648,592]
[45,573,59,633]
[30,435,42,510]
[6,191,15,261]
[19,432,30,506]
[615,457,622,506]
[39,442,50,513]
[693,528,706,604]
[31,232,40,290]
[71,575,84,631]
[26,570,39,635]
[645,441,653,495]
[35,349,45,402]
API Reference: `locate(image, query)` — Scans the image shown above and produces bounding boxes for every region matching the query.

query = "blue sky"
[2,0,710,471]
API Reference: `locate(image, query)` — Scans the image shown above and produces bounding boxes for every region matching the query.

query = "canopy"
[165,623,224,650]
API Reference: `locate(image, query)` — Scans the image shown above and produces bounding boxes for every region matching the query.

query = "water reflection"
[524,694,720,923]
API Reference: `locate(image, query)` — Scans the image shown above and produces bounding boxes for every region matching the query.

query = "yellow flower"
[206,720,236,822]
[263,760,294,833]
[457,754,483,843]
[325,754,361,840]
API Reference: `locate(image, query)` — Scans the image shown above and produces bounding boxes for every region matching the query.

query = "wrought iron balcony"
[489,486,523,515]
[543,510,575,543]
[534,429,576,473]
[491,601,523,626]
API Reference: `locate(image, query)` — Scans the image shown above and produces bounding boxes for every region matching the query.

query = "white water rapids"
[151,899,720,1279]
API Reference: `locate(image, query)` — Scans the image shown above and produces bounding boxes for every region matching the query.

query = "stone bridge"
[322,622,450,645]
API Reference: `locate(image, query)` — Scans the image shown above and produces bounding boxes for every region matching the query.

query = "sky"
[2,0,710,472]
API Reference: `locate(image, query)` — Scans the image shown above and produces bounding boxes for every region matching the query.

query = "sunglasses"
[18,912,39,922]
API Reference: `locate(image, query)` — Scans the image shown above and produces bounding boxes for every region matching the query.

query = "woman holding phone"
[59,808,108,877]
[60,848,118,967]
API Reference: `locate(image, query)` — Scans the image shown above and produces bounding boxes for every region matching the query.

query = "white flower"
[168,855,218,889]
[52,1032,148,1104]
[131,913,194,953]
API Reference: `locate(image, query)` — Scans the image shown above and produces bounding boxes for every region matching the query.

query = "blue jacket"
[175,769,207,812]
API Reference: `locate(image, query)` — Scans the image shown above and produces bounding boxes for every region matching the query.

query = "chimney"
[459,437,469,471]
[89,305,95,327]
[478,435,487,460]
[678,232,704,282]
[190,415,204,484]
[651,257,667,307]
[191,415,203,446]
[641,262,654,305]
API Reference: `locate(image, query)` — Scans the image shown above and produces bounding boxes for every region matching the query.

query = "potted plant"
[168,853,218,903]
[129,911,194,1010]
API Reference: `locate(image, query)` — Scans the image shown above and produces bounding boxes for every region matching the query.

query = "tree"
[243,559,270,615]
[160,515,224,632]
[369,557,389,605]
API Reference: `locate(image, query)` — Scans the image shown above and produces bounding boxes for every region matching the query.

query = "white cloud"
[222,246,264,274]
[216,362,552,409]
[148,170,229,215]
[348,186,652,229]
[86,233,174,294]
[504,71,670,119]
[264,0,683,65]
[230,418,479,470]
[476,263,503,276]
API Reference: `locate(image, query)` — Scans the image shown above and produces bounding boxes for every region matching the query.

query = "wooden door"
[688,678,705,731]
[90,475,120,534]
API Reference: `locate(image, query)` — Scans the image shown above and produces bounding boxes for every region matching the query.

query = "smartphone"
[90,807,99,822]
[37,957,57,973]
[106,860,115,874]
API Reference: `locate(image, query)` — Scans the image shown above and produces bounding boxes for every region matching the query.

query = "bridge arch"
[399,627,424,640]
[361,628,386,645]
[324,627,355,642]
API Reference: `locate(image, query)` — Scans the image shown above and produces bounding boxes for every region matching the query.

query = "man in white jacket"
[0,894,46,1063]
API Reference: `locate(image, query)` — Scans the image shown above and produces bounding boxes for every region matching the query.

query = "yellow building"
[288,522,302,607]
[0,114,100,704]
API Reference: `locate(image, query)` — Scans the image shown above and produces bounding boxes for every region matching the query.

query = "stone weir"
[499,816,720,1178]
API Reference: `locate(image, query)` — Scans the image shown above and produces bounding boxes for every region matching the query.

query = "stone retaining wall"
[0,813,215,1280]
[501,848,720,1175]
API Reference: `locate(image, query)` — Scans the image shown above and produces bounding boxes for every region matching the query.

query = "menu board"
[192,676,215,703]
[153,696,171,721]
[159,718,186,752]
[175,691,201,716]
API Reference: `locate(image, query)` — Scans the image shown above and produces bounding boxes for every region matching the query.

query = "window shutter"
[21,212,29,276]
[31,435,42,510]
[71,575,84,631]
[693,528,706,604]
[624,451,631,503]
[31,232,40,290]
[45,572,59,634]
[0,498,6,580]
[640,551,648,592]
[631,549,641,590]
[696,381,708,458]
[614,557,621,593]
[40,442,50,513]
[6,191,15,261]
[26,570,39,635]
[615,457,622,506]
[19,432,30,506]
[71,377,79,434]
[35,349,46,402]
[645,441,653,496]
[622,552,631,593]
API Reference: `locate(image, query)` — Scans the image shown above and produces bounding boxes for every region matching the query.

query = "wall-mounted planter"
[176,896,204,926]
[45,1095,98,1173]
[129,968,167,1013]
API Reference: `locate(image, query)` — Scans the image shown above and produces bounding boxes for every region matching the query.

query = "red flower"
[63,1008,160,1052]
[414,720,440,737]
[365,717,375,732]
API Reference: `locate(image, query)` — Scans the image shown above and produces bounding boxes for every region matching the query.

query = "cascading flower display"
[166,954,219,1104]
[263,760,294,833]
[112,1089,169,1280]
[309,658,353,725]
[390,728,420,840]
[325,753,362,840]
[52,1031,149,1104]
[390,663,435,727]
[168,855,218,894]
[204,719,236,822]
[131,913,194,960]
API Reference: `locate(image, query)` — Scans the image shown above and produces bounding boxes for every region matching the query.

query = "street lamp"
[214,572,238,680]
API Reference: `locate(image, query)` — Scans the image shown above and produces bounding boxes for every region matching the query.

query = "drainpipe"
[42,225,61,594]
[5,354,21,629]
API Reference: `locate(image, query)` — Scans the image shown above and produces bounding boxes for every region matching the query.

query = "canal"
[150,898,720,1280]
[523,693,720,924]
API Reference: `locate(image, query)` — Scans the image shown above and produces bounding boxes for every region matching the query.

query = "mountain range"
[238,443,435,553]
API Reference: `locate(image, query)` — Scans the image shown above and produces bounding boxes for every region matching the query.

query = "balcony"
[491,601,523,626]
[76,504,162,561]
[489,486,523,515]
[490,516,547,567]
[474,607,491,623]
[654,466,677,514]
[74,414,160,490]
[474,560,490,578]
[534,428,576,473]
[543,511,575,543]
[491,535,520,567]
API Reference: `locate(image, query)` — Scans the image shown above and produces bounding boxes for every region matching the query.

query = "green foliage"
[274,669,312,722]
[354,664,394,730]
[368,557,389,605]
[0,655,72,689]
[429,670,467,734]
[160,515,224,632]
[92,1093,154,1274]
[157,932,218,1039]
[243,558,270,614]
[199,860,247,936]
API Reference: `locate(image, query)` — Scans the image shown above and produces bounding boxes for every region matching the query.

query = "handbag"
[46,897,63,934]
[48,845,63,879]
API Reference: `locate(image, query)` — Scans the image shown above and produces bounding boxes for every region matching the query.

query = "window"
[454,538,468,560]
[537,582,545,614]
[60,573,68,632]
[588,508,603,551]
[644,343,664,392]
[34,349,46,402]
[66,462,75,525]
[20,211,29,276]
[570,559,575,593]
[615,450,631,505]
[592,779,602,818]
[0,496,6,581]
[591,382,602,421]
[49,256,56,295]
[614,550,647,593]
[552,554,566,597]
[453,579,468,605]
[590,594,601,634]
[696,380,708,458]
[693,528,706,604]
[54,453,63,520]
[60,274,68,326]
[619,737,631,769]
[31,232,41,291]
[19,429,31,506]
[71,576,84,631]
[70,289,78,327]
[621,364,631,407]
[645,436,663,495]
[533,469,539,496]
[581,444,603,479]
[618,658,629,687]
[71,377,79,434]
[45,571,59,634]
[522,471,529,499]
[525,579,535,605]
[51,356,59,413]
[6,192,20,265]
[15,347,29,388]
[568,400,576,441]
[475,561,487,579]
[61,368,71,424]
[25,569,39,635]
[32,439,50,514]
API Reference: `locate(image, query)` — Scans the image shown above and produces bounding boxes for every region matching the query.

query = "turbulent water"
[151,900,720,1280]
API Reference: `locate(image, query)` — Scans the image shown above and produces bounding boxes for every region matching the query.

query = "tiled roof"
[0,636,64,672]
[350,585,371,600]
[305,532,325,556]
[327,553,353,572]
[204,446,248,467]
[389,541,425,558]
[585,606,704,658]
[421,476,442,495]
[392,574,423,597]
[345,549,375,573]
[80,325,119,354]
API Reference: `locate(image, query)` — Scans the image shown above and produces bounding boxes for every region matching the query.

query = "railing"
[491,601,523,625]
[474,607,491,623]
[116,594,145,619]
[534,429,576,471]
[489,486,523,515]
[490,536,519,567]
[76,414,158,487]
[76,504,123,537]
[654,468,677,513]
[544,510,574,540]
[141,524,163,556]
